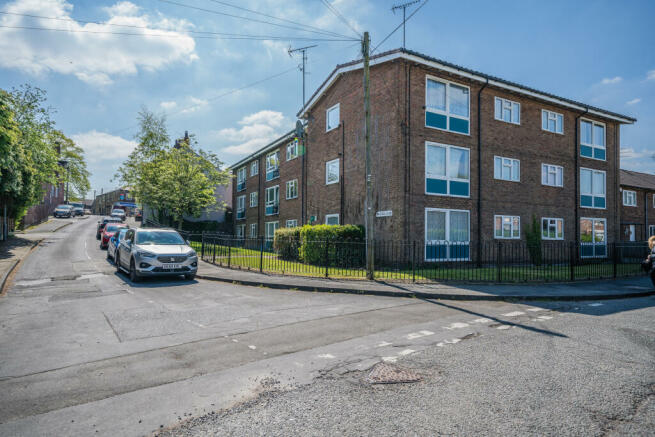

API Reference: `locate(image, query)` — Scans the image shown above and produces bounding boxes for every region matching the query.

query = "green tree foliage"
[51,129,91,201]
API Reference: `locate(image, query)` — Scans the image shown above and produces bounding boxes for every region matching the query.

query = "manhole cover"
[366,363,422,384]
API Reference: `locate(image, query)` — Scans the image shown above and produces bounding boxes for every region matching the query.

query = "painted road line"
[382,356,398,363]
[527,308,545,312]
[471,318,492,324]
[537,315,553,320]
[376,341,392,347]
[588,303,603,307]
[437,338,462,347]
[398,349,415,356]
[248,345,256,350]
[502,311,526,317]
[406,330,435,340]
[318,354,335,359]
[496,325,511,330]
[443,322,470,330]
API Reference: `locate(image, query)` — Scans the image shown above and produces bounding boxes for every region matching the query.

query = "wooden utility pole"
[362,31,374,279]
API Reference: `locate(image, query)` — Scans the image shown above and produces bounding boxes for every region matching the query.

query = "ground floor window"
[250,223,257,238]
[580,218,606,258]
[425,208,470,261]
[235,224,245,238]
[494,215,520,239]
[286,219,298,228]
[542,218,564,240]
[265,221,278,240]
[325,214,339,225]
[649,225,655,237]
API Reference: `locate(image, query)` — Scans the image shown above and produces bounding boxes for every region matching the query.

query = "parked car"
[53,204,74,218]
[115,228,198,282]
[111,208,126,222]
[84,208,92,215]
[96,217,122,240]
[73,206,84,216]
[100,223,127,250]
[107,227,129,261]
[134,209,142,222]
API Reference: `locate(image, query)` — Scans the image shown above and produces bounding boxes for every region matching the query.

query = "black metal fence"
[193,235,648,283]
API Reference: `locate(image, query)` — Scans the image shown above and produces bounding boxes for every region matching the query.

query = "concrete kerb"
[195,272,655,302]
[0,238,43,296]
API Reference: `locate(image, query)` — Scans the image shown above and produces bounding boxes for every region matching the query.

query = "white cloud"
[600,76,622,85]
[160,101,177,110]
[215,110,291,155]
[71,130,137,163]
[179,97,209,114]
[0,0,198,85]
[626,98,641,105]
[647,70,655,80]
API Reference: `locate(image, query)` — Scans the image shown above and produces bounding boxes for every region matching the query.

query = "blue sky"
[1,0,653,198]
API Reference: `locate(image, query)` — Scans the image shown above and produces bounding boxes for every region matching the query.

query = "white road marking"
[376,341,392,347]
[84,240,91,260]
[527,308,545,312]
[318,354,335,359]
[502,311,525,317]
[588,303,603,307]
[382,356,398,363]
[496,325,511,330]
[14,279,51,286]
[471,318,491,324]
[77,273,104,280]
[248,345,256,350]
[186,319,205,328]
[537,315,552,320]
[399,349,415,356]
[443,322,470,330]
[406,330,435,340]
[232,339,239,343]
[437,338,462,347]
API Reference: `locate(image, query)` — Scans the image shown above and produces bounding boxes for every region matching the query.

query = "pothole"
[366,363,422,384]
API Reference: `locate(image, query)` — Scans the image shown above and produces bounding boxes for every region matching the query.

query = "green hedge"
[298,224,365,266]
[273,227,302,260]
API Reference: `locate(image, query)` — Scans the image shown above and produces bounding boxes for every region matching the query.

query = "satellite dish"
[295,120,304,138]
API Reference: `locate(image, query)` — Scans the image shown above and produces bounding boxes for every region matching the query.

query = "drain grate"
[366,363,422,384]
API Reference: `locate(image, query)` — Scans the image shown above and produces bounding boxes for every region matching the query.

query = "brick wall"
[619,186,655,240]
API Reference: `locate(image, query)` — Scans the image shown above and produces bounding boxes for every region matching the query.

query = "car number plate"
[161,263,182,270]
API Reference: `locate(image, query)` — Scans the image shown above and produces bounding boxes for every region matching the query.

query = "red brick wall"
[619,186,655,241]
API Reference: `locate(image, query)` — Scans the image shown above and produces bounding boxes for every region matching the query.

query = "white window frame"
[580,118,606,161]
[326,103,340,132]
[425,142,470,198]
[494,97,520,125]
[580,167,606,209]
[265,221,279,239]
[250,160,258,176]
[542,109,564,134]
[249,191,258,208]
[326,158,339,185]
[286,179,298,200]
[250,223,257,238]
[265,185,279,216]
[236,195,246,220]
[236,224,245,238]
[425,76,471,136]
[494,156,520,182]
[541,217,564,240]
[286,140,298,161]
[541,163,564,187]
[265,150,279,180]
[580,217,607,258]
[622,189,636,207]
[424,208,471,261]
[325,214,339,225]
[236,167,247,191]
[286,219,298,228]
[494,215,521,239]
[649,225,655,237]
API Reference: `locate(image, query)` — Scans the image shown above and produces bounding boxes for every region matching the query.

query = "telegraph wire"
[318,0,362,38]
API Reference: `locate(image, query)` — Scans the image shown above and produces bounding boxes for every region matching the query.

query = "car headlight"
[186,250,197,257]
[137,251,156,258]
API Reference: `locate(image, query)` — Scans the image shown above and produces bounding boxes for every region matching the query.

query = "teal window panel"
[426,244,447,260]
[450,244,470,260]
[593,196,606,208]
[426,178,447,194]
[449,181,470,197]
[580,145,593,158]
[594,148,606,160]
[449,117,469,134]
[581,195,593,207]
[581,244,594,257]
[265,205,278,215]
[595,245,607,257]
[426,111,447,130]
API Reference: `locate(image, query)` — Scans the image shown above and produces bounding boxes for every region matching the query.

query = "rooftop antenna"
[288,44,317,105]
[391,0,420,49]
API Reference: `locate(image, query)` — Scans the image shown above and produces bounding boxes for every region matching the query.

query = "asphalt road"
[0,217,653,436]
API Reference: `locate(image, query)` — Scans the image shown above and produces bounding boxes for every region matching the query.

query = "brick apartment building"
[619,169,655,241]
[234,48,637,260]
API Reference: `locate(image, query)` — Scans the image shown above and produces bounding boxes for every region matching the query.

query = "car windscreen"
[105,225,122,232]
[117,229,128,240]
[57,205,72,209]
[136,231,185,245]
[112,210,124,214]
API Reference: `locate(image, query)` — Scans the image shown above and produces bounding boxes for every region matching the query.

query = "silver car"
[111,208,126,222]
[115,228,198,282]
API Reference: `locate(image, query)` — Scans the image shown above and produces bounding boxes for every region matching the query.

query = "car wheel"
[130,259,140,283]
[184,274,196,281]
[106,249,111,260]
[96,234,100,240]
[115,253,122,274]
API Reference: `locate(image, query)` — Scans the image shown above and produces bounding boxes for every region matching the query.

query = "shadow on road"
[0,237,34,260]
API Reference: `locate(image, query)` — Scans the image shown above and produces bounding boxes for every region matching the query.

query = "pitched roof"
[620,169,655,191]
[228,130,295,170]
[297,48,636,124]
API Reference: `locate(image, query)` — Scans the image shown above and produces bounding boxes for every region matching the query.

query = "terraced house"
[619,169,655,241]
[234,48,637,261]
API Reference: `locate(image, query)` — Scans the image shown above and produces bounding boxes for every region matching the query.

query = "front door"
[628,225,636,242]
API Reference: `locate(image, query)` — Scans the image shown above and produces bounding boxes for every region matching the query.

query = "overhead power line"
[372,0,428,53]
[157,0,359,40]
[0,24,354,41]
[318,0,362,38]
[204,0,351,39]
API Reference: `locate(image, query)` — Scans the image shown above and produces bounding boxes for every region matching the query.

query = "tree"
[51,130,91,201]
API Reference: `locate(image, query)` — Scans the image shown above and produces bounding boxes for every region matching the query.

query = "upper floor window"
[286,139,298,161]
[494,97,520,125]
[265,185,279,216]
[286,179,298,199]
[266,151,279,181]
[249,191,258,208]
[236,167,247,192]
[326,103,340,131]
[326,159,339,185]
[541,164,563,187]
[623,190,636,206]
[494,156,520,182]
[425,77,470,135]
[580,168,606,209]
[494,215,520,239]
[250,160,258,176]
[425,142,470,197]
[580,119,606,160]
[542,109,563,134]
[236,195,246,220]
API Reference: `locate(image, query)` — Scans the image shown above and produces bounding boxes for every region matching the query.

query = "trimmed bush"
[274,227,301,260]
[299,224,365,266]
